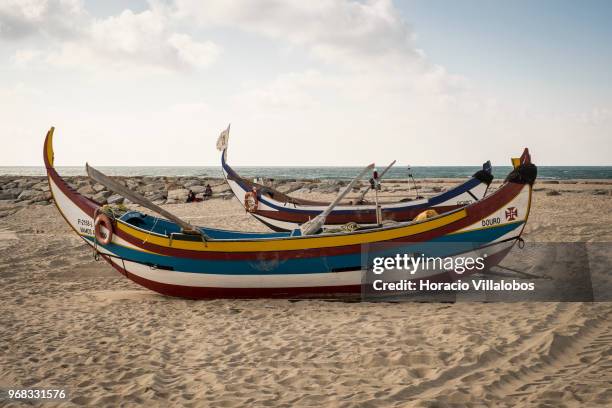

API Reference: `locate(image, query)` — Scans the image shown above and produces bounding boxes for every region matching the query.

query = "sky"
[0,0,610,166]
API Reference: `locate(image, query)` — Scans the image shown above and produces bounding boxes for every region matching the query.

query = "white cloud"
[235,70,324,112]
[0,0,85,39]
[171,0,470,102]
[10,48,44,66]
[575,107,612,126]
[8,2,220,71]
[166,33,220,69]
[0,82,45,100]
[167,101,210,116]
[173,0,416,64]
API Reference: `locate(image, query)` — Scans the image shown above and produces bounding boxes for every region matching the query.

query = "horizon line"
[2,164,612,168]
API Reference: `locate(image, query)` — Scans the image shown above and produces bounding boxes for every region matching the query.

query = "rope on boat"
[142,216,160,245]
[341,222,359,233]
[199,232,208,248]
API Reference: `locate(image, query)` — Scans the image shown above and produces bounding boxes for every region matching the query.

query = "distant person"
[186,190,196,203]
[204,184,213,198]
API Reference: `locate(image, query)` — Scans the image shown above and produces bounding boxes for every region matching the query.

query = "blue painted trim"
[89,222,523,275]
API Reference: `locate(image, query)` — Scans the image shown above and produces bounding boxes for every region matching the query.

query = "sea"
[1,166,611,180]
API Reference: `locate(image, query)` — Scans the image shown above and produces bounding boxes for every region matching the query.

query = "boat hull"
[44,128,533,299]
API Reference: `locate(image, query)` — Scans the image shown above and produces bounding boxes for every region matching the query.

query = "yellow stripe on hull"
[116,209,468,252]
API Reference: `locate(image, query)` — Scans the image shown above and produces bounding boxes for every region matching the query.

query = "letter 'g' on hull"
[44,128,535,299]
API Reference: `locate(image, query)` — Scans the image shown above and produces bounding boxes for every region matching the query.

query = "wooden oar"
[86,164,206,237]
[300,163,375,235]
[355,159,396,203]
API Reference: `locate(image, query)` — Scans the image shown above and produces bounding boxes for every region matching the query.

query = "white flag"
[216,124,231,151]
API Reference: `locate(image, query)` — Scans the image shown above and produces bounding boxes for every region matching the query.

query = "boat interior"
[118,210,402,241]
[120,211,299,239]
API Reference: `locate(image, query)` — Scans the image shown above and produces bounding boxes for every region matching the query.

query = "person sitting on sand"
[186,190,196,203]
[204,184,213,198]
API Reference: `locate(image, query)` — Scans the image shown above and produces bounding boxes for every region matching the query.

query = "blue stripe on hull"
[88,222,523,276]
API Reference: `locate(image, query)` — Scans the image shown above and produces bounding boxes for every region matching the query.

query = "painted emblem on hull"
[505,207,518,221]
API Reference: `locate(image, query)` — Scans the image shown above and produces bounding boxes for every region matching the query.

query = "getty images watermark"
[370,252,534,292]
[360,242,609,302]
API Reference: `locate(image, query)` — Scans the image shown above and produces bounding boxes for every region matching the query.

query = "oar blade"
[86,163,201,235]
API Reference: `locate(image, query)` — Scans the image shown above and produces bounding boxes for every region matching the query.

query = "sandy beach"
[0,178,611,407]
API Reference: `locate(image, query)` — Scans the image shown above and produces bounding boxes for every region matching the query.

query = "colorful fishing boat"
[219,134,494,232]
[44,127,536,299]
